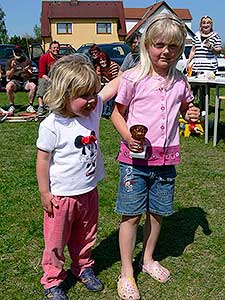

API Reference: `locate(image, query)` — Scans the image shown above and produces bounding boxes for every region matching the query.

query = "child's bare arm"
[36,149,58,216]
[99,75,121,103]
[111,103,143,152]
[180,102,200,122]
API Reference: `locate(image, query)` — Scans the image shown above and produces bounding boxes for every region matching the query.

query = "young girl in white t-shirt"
[36,54,109,300]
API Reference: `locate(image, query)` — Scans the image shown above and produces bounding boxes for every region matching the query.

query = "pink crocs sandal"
[140,261,170,283]
[117,276,140,300]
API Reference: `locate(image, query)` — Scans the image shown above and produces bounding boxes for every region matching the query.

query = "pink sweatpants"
[41,187,98,289]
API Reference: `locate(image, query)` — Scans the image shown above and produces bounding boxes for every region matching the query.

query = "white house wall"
[185,20,192,30]
[126,20,139,32]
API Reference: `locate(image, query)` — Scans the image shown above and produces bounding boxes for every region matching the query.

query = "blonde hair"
[44,54,100,117]
[136,13,187,85]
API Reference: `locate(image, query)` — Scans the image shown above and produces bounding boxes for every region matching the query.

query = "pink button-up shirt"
[115,70,193,166]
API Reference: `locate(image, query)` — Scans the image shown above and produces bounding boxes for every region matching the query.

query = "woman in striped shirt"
[186,15,222,74]
[186,16,222,112]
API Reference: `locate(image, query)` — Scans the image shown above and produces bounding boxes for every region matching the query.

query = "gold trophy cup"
[129,124,148,159]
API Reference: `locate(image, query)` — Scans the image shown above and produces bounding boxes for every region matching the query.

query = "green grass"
[0,92,225,300]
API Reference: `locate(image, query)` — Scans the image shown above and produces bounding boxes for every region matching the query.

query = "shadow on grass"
[1,103,29,111]
[207,121,225,143]
[93,206,211,275]
[153,206,211,261]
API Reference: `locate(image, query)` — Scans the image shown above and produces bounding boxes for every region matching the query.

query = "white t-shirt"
[36,96,105,196]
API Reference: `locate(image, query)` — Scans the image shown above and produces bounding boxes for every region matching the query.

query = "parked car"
[0,44,38,89]
[76,42,131,66]
[28,43,44,66]
[58,44,76,58]
[176,45,225,76]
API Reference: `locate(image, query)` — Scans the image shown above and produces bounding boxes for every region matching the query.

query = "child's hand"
[127,135,144,152]
[41,192,59,217]
[186,103,200,122]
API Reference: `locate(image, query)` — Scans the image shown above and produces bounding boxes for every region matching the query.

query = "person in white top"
[36,54,110,300]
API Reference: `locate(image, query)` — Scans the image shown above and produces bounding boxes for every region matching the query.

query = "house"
[41,0,127,50]
[41,0,194,50]
[125,1,194,45]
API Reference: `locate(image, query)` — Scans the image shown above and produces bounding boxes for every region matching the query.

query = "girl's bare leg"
[142,212,162,264]
[119,215,142,277]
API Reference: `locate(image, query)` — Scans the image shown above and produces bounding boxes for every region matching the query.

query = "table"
[187,76,225,146]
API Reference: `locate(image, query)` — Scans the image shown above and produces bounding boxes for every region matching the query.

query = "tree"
[8,35,38,55]
[33,24,41,42]
[0,7,8,43]
[9,35,23,46]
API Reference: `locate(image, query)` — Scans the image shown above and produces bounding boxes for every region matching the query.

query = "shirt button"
[161,125,165,130]
[161,106,165,110]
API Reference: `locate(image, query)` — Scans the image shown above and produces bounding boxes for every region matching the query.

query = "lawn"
[0,92,224,300]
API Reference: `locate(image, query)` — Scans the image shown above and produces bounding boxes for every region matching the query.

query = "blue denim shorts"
[115,163,176,216]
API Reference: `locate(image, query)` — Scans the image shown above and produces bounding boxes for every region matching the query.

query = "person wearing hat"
[6,45,37,114]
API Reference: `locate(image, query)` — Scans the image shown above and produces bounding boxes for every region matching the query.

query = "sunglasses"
[201,15,212,22]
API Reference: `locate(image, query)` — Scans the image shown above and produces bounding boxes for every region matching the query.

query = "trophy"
[129,124,148,159]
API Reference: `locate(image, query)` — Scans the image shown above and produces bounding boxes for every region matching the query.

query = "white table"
[187,76,225,146]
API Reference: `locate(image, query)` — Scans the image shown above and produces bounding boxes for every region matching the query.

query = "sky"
[0,0,225,43]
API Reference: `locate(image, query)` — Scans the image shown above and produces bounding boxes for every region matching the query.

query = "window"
[96,23,112,34]
[57,23,72,34]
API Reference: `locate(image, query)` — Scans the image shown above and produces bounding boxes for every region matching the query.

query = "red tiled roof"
[42,1,126,37]
[125,7,192,21]
[173,9,192,20]
[124,8,147,19]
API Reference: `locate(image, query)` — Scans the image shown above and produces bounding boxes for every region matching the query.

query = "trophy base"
[130,145,147,159]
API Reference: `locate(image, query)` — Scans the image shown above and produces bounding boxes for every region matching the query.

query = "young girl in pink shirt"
[111,13,200,300]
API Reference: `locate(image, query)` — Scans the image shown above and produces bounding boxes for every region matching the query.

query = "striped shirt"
[99,61,120,84]
[192,31,222,72]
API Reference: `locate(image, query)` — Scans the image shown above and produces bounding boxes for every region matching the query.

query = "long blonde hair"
[44,54,100,117]
[136,13,187,86]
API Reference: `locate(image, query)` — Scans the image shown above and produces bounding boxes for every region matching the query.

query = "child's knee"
[121,214,142,225]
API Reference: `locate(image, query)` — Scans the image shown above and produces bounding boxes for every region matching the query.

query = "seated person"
[36,40,60,116]
[88,44,101,66]
[96,51,120,118]
[6,45,36,114]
